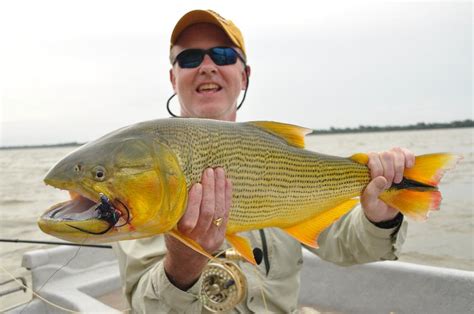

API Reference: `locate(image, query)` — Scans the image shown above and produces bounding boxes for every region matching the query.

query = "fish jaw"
[39,138,189,243]
[37,196,113,242]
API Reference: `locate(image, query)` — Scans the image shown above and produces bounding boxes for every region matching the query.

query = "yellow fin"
[168,229,214,260]
[226,233,257,265]
[282,199,359,248]
[350,153,369,165]
[403,153,461,187]
[249,121,312,148]
[380,189,441,221]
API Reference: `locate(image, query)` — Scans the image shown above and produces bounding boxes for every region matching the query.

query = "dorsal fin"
[249,121,313,148]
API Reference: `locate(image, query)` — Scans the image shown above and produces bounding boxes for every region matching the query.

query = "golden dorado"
[39,118,459,264]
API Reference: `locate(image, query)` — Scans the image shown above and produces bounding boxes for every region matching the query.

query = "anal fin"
[283,199,359,248]
[226,233,257,265]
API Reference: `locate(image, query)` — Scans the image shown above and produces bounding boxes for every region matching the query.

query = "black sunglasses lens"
[210,47,238,65]
[177,49,204,68]
[175,47,240,68]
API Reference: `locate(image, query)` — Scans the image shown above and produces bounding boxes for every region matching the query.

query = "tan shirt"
[113,205,407,313]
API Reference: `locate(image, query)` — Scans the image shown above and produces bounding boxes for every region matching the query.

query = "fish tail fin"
[379,189,441,221]
[403,153,462,187]
[379,153,461,221]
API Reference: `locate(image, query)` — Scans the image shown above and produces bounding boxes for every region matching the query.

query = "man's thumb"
[366,176,388,198]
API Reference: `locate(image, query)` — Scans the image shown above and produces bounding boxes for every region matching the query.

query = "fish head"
[39,133,187,243]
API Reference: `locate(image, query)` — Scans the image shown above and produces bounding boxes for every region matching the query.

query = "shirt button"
[249,296,254,303]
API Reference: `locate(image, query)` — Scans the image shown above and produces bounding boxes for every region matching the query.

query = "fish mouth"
[40,192,130,235]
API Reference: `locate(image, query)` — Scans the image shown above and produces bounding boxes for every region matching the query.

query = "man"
[114,9,413,313]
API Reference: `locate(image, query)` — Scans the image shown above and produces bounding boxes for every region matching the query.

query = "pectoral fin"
[282,199,359,248]
[168,229,214,260]
[226,233,257,265]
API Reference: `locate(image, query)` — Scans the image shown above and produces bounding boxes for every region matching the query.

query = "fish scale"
[149,119,370,232]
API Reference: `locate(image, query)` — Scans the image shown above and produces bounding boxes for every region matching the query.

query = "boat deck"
[3,246,474,313]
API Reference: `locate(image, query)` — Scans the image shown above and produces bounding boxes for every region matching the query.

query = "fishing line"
[114,199,131,227]
[0,264,78,313]
[19,236,88,314]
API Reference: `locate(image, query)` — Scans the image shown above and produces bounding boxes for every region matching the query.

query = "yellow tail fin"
[379,189,441,221]
[380,153,461,221]
[403,153,461,186]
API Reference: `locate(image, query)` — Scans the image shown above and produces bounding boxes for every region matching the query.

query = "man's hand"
[164,167,232,290]
[361,148,415,223]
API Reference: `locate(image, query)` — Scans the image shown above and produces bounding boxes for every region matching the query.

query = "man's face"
[170,23,248,121]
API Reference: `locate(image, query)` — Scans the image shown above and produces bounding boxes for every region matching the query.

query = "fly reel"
[200,250,247,312]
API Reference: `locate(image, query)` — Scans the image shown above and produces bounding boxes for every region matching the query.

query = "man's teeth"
[198,83,220,92]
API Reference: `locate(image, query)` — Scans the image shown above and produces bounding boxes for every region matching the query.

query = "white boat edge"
[3,246,474,313]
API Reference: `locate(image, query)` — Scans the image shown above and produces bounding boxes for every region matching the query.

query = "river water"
[0,128,473,308]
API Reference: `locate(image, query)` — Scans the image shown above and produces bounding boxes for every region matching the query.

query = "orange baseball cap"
[170,9,246,58]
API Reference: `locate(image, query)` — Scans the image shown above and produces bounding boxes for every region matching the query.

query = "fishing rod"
[0,238,112,248]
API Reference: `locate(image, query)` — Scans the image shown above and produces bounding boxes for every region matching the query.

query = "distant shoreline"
[0,142,84,150]
[310,119,473,135]
[1,120,472,149]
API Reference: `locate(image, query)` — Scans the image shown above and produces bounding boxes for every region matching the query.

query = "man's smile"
[196,82,222,94]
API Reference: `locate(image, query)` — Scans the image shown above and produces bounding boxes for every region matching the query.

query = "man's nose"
[199,54,217,74]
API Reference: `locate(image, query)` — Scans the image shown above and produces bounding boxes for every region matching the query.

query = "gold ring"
[213,217,223,227]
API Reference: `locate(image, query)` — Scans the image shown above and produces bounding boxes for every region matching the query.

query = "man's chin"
[192,104,234,119]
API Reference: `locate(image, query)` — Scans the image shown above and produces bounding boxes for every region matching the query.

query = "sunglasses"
[173,47,245,68]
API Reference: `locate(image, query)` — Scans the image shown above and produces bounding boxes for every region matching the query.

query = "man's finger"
[380,152,395,189]
[213,168,226,227]
[392,148,405,184]
[177,183,202,234]
[224,178,233,218]
[191,168,215,237]
[401,147,415,168]
[215,178,232,239]
[367,152,383,179]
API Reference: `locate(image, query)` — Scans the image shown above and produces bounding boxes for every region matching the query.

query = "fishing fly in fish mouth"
[65,193,127,234]
[40,190,130,235]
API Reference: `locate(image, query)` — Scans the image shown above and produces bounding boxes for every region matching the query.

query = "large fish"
[39,118,459,264]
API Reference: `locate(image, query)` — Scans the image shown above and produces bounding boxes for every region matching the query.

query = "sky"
[0,0,472,146]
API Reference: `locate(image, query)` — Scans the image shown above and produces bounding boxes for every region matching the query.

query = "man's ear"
[242,65,251,90]
[170,68,177,91]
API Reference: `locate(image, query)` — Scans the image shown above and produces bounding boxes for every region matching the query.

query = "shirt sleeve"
[308,204,408,266]
[112,236,204,313]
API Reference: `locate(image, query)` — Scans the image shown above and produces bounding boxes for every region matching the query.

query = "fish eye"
[93,166,106,181]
